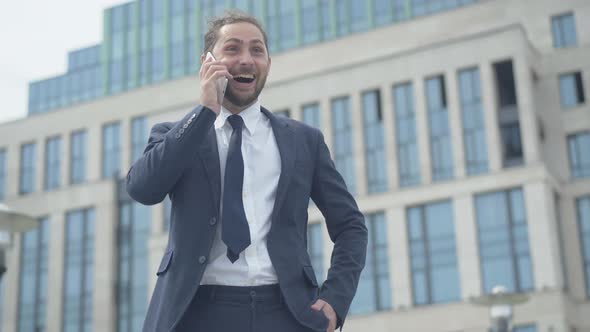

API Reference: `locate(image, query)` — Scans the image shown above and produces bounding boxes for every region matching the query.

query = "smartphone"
[206,52,228,105]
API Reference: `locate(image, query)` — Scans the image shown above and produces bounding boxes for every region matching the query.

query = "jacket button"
[198,256,207,264]
[175,133,181,139]
[209,217,217,226]
[179,128,185,134]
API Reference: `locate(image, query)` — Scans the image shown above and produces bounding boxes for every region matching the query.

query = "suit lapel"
[199,127,221,212]
[262,108,296,222]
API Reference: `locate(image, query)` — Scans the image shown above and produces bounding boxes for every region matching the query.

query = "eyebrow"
[223,38,265,45]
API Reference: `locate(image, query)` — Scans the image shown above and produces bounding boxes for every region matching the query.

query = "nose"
[238,50,254,67]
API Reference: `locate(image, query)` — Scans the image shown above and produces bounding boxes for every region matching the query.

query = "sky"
[0,0,126,124]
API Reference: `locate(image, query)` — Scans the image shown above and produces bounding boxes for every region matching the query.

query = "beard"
[224,72,268,108]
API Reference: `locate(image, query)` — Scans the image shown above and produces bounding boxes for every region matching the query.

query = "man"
[126,11,367,332]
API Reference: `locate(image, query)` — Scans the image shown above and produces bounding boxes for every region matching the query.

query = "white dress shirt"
[200,101,281,286]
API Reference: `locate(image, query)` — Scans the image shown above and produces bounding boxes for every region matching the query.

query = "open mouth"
[233,74,256,84]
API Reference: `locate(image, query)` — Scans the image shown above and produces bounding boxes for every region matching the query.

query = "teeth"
[234,74,254,79]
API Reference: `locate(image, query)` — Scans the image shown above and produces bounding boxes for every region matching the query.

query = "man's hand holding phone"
[199,52,230,115]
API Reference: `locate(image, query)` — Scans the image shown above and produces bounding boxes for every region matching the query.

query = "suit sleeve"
[126,105,217,205]
[310,130,368,329]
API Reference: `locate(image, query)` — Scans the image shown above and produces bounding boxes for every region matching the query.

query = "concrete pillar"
[389,206,412,308]
[480,62,502,172]
[524,181,563,290]
[446,69,467,179]
[454,194,482,299]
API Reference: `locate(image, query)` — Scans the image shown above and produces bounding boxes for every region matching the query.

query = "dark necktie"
[222,115,251,263]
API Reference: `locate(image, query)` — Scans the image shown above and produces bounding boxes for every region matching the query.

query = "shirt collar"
[214,100,262,135]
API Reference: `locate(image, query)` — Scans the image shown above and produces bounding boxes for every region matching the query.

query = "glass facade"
[18,217,50,332]
[568,131,590,179]
[44,136,62,190]
[28,45,102,115]
[362,90,388,193]
[302,103,321,129]
[514,324,538,332]
[63,208,95,332]
[131,116,148,164]
[19,142,36,195]
[331,96,356,194]
[476,188,533,293]
[459,67,488,175]
[0,148,6,201]
[70,130,87,184]
[117,201,151,332]
[307,223,324,284]
[393,82,421,187]
[408,200,460,305]
[578,195,590,297]
[559,72,585,109]
[27,0,480,116]
[350,212,392,314]
[426,75,454,181]
[102,122,122,179]
[552,13,578,48]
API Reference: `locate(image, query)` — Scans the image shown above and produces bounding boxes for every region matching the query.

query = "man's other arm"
[310,129,368,329]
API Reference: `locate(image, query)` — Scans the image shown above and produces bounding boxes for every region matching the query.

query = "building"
[0,0,589,331]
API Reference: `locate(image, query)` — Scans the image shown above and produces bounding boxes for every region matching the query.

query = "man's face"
[211,22,271,110]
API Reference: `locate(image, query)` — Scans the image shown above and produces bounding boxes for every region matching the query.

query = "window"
[320,0,332,40]
[117,201,151,332]
[408,200,460,305]
[19,143,36,195]
[568,131,590,179]
[331,97,356,194]
[70,130,87,184]
[514,324,538,332]
[170,0,186,78]
[335,0,349,36]
[302,0,320,44]
[494,60,518,108]
[275,109,290,118]
[18,217,50,332]
[476,188,533,293]
[151,0,166,83]
[552,13,578,48]
[494,60,523,167]
[349,0,368,32]
[131,117,148,164]
[393,83,421,187]
[0,149,6,201]
[302,103,321,129]
[459,68,489,175]
[279,1,297,50]
[307,223,324,284]
[426,75,454,181]
[559,72,585,109]
[44,136,62,190]
[362,90,388,193]
[102,122,121,179]
[63,208,95,332]
[349,212,391,314]
[578,195,590,297]
[374,0,393,26]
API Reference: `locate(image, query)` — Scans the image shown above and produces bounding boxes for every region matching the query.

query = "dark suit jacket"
[126,105,368,332]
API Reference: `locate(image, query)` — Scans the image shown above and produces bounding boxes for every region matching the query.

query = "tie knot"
[227,115,244,130]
